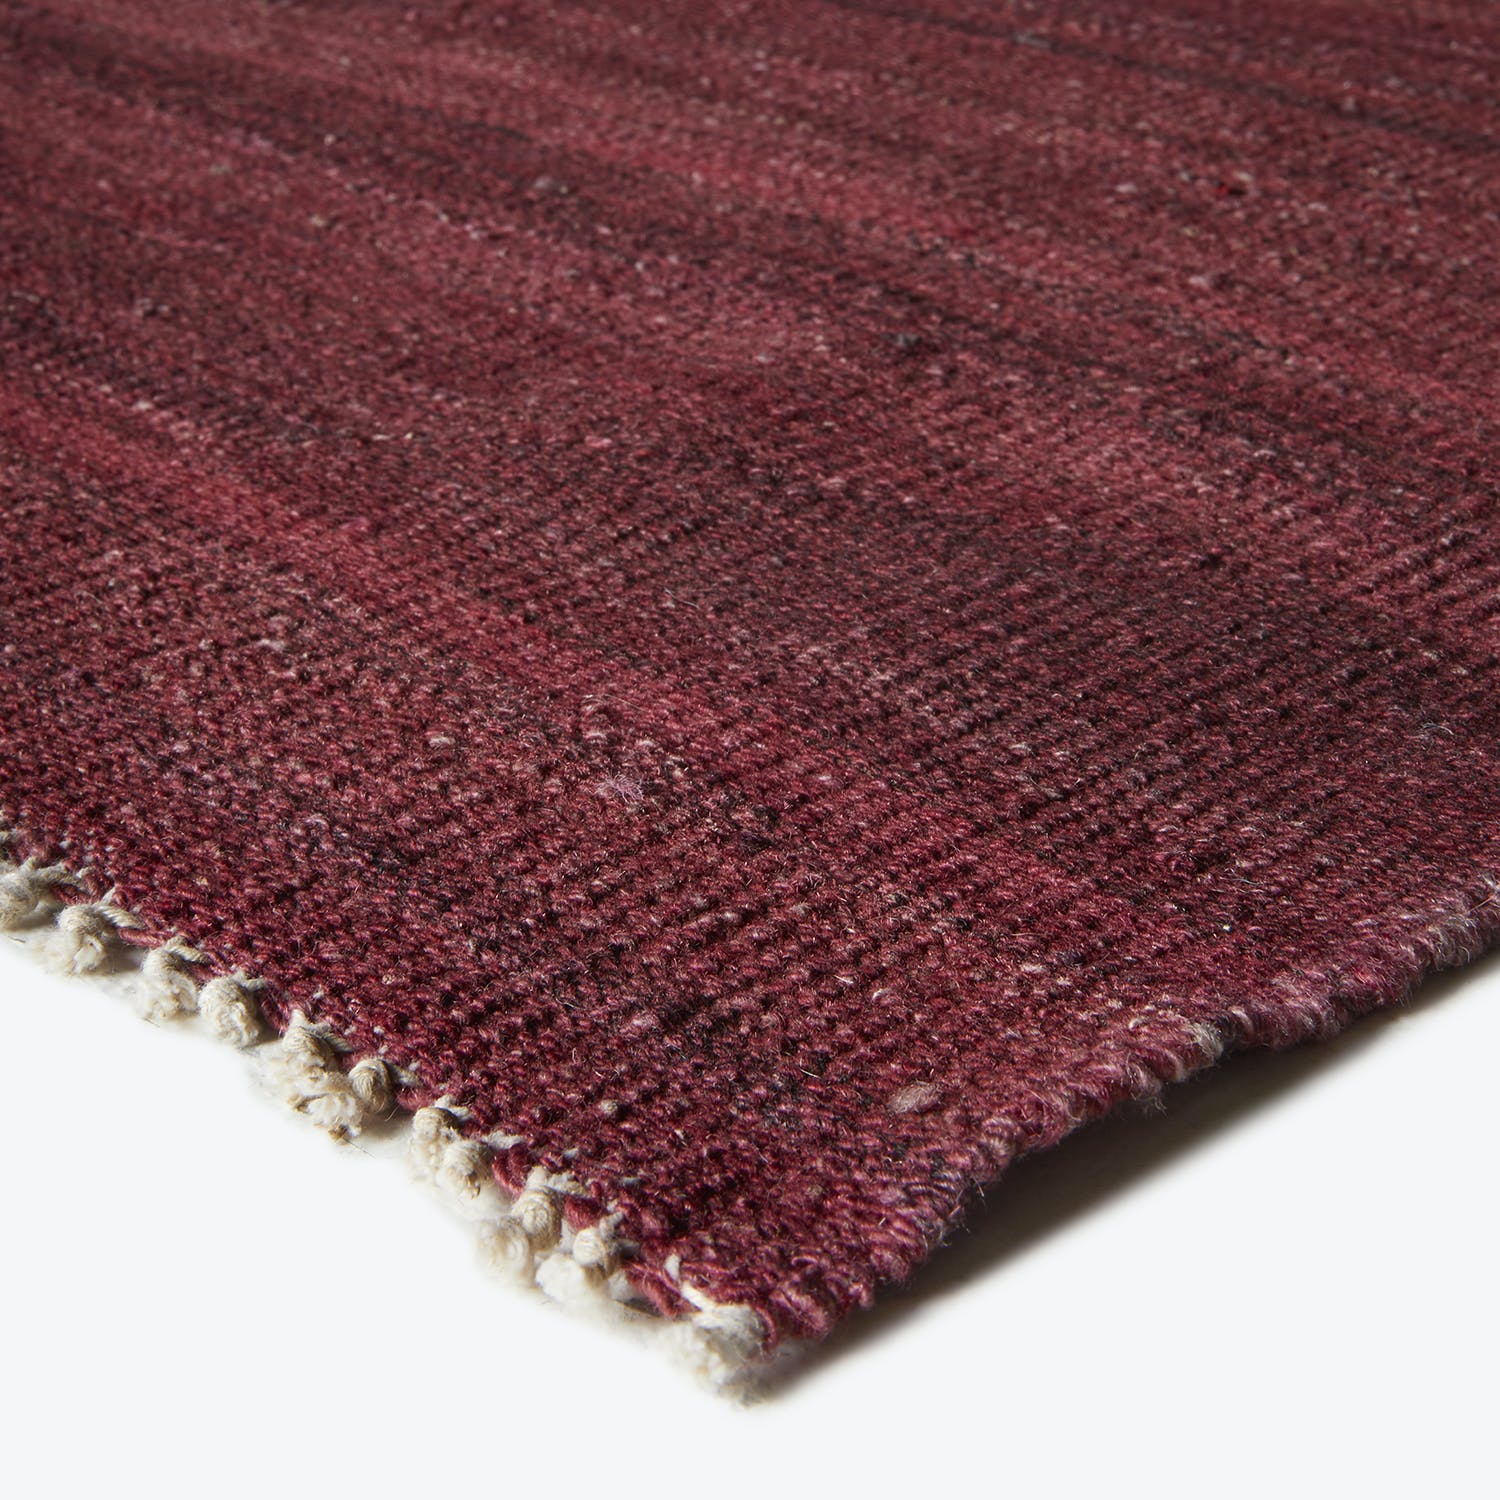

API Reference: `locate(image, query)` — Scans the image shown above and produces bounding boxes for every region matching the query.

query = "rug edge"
[6,819,1498,1366]
[0,823,771,1388]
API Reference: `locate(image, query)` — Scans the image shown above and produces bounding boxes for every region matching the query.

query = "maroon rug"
[3,0,1499,1368]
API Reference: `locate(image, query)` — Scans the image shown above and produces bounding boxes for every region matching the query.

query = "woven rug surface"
[4,1,1499,1362]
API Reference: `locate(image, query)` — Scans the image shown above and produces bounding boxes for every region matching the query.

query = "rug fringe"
[0,829,767,1387]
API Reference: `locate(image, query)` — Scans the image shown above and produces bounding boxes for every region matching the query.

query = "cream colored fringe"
[0,837,767,1386]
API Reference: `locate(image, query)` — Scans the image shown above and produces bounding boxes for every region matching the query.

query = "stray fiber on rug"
[3,0,1499,1373]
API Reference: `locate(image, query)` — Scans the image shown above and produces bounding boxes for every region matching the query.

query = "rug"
[3,0,1498,1374]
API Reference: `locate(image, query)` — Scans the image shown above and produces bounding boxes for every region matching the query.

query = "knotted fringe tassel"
[0,836,768,1385]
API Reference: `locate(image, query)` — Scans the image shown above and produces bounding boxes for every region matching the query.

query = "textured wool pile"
[3,1,1499,1365]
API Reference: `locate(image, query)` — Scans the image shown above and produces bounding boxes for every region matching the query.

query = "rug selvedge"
[6,820,1496,1382]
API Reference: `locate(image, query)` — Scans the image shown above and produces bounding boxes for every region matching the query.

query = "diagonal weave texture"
[3,0,1499,1353]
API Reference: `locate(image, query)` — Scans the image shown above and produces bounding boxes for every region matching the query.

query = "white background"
[1,927,1495,1499]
